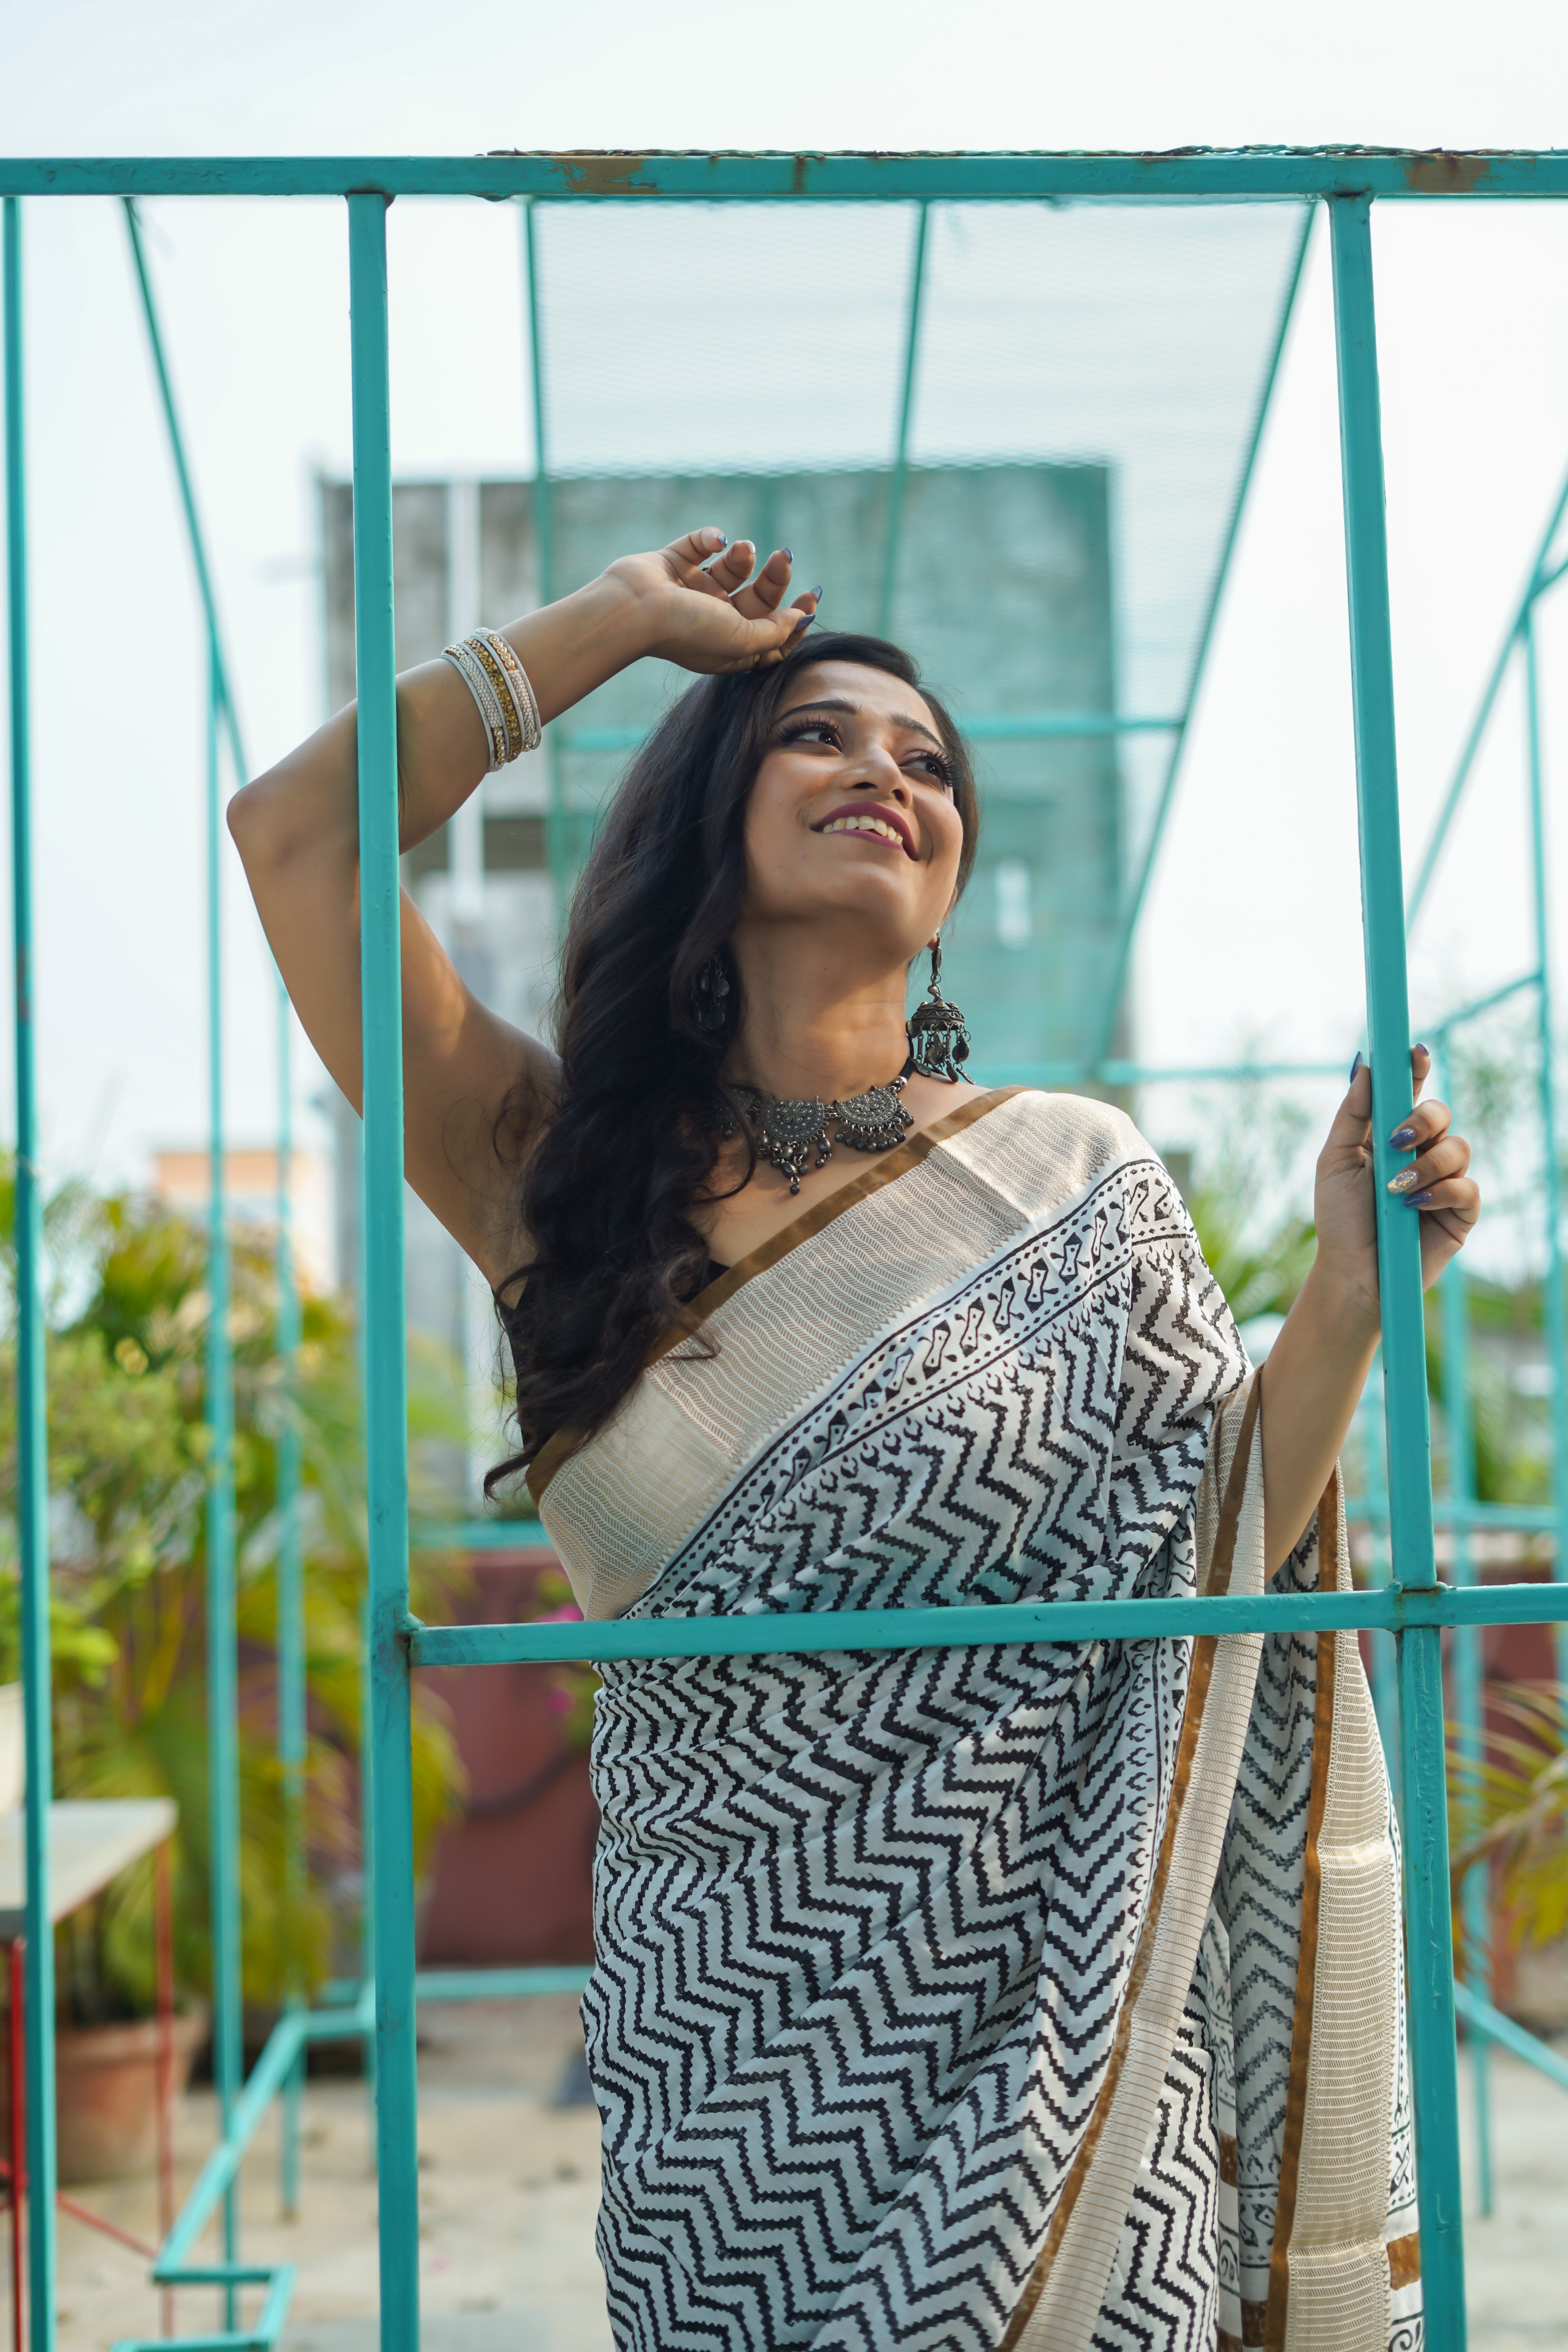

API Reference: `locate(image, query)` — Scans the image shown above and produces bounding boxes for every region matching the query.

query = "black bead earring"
[689,952,732,1034]
[906,937,973,1083]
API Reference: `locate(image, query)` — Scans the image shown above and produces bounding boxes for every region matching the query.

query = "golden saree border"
[1002,1376,1265,2352]
[525,1087,1022,1503]
[1265,1470,1407,2351]
[1261,1475,1339,2352]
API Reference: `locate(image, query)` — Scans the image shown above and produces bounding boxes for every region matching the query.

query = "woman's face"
[738,660,965,957]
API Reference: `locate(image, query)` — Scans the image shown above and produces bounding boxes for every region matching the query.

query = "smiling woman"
[227,527,1478,2352]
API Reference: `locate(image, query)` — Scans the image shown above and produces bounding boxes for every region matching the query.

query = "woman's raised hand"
[1312,1045,1482,1314]
[607,529,821,676]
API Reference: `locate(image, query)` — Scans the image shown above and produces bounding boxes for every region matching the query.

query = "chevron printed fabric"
[537,1093,1420,2352]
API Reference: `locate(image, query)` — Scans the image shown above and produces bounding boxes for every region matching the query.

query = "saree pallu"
[532,1089,1423,2352]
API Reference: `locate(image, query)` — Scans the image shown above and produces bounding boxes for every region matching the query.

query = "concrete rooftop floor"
[12,1998,1565,2352]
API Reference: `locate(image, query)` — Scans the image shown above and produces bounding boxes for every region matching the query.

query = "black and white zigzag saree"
[531,1088,1423,2352]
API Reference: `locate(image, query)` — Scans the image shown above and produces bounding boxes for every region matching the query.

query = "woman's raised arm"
[227,530,817,1281]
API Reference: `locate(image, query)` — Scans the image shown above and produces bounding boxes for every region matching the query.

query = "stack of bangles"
[441,630,544,769]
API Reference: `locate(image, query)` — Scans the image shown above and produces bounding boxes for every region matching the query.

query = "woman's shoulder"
[939,1085,1176,1219]
[975,1085,1157,1168]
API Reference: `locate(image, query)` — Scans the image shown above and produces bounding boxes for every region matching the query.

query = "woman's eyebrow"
[775,696,942,748]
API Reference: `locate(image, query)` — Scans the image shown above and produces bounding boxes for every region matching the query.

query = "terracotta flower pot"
[0,2009,206,2185]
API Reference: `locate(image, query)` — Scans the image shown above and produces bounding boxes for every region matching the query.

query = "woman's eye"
[787,722,838,748]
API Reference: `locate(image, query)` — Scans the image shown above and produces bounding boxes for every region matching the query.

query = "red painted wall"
[416,1552,597,1965]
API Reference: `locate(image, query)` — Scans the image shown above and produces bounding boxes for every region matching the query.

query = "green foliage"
[1449,1683,1568,1957]
[0,1167,469,2021]
[1182,1084,1317,1325]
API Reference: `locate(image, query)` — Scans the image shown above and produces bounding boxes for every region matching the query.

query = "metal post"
[204,643,241,2328]
[877,200,928,641]
[521,201,566,929]
[3,196,56,2352]
[1523,607,1568,1677]
[125,196,310,2250]
[274,975,305,2221]
[346,191,419,2352]
[1406,461,1568,928]
[1330,191,1466,2340]
[1439,1230,1493,2217]
[1357,1357,1402,1800]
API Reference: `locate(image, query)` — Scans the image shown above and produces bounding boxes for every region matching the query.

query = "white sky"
[2,0,1568,1278]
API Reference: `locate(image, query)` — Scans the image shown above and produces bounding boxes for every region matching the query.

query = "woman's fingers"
[730,546,794,620]
[666,527,732,579]
[1387,1093,1451,1155]
[1409,1174,1481,1223]
[1388,1129,1469,1198]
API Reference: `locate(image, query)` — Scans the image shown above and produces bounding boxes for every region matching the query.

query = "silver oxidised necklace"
[730,1069,914,1194]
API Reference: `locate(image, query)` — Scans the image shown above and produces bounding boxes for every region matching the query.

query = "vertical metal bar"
[125,204,309,2241]
[1329,191,1465,2342]
[274,976,305,2222]
[521,201,566,931]
[203,644,241,2328]
[1439,1235,1493,2217]
[3,196,56,2352]
[877,200,929,641]
[1523,608,1568,1677]
[1407,462,1568,929]
[1092,200,1314,1065]
[1438,1021,1490,2212]
[346,191,419,2352]
[1357,1360,1402,1799]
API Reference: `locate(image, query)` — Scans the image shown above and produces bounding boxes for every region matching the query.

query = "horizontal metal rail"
[6,151,1568,202]
[403,1577,1568,1668]
[1454,1984,1568,2096]
[1432,969,1543,1034]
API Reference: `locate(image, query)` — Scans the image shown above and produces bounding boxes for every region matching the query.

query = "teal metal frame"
[7,151,1568,2352]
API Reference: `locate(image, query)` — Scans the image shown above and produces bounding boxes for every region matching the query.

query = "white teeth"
[822,815,903,847]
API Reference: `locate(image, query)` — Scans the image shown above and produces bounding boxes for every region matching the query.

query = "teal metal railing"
[7,150,1568,2352]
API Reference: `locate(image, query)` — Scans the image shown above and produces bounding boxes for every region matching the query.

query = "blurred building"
[151,1143,334,1293]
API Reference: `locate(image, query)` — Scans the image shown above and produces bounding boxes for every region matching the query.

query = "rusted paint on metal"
[1404,149,1497,194]
[553,152,659,196]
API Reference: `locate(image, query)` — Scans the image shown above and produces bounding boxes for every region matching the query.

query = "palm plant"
[1448,1683,1568,1962]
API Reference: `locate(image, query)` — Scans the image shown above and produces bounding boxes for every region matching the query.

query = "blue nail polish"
[1413,1042,1429,1056]
[1407,1189,1434,1208]
[780,547,793,561]
[811,585,823,600]
[791,612,815,634]
[1348,1052,1363,1083]
[1390,1123,1416,1149]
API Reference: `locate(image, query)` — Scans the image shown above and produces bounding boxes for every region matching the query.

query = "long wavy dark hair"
[489,630,980,1491]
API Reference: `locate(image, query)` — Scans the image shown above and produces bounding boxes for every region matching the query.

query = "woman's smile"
[811,801,916,856]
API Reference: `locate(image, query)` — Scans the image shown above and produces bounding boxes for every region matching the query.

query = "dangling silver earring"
[906,937,973,1083]
[689,952,732,1034]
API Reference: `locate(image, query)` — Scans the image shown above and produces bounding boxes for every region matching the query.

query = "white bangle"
[441,632,544,770]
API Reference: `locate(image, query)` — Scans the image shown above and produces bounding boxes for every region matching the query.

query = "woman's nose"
[850,758,912,799]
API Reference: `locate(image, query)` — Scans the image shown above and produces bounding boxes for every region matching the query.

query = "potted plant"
[0,1169,467,2180]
